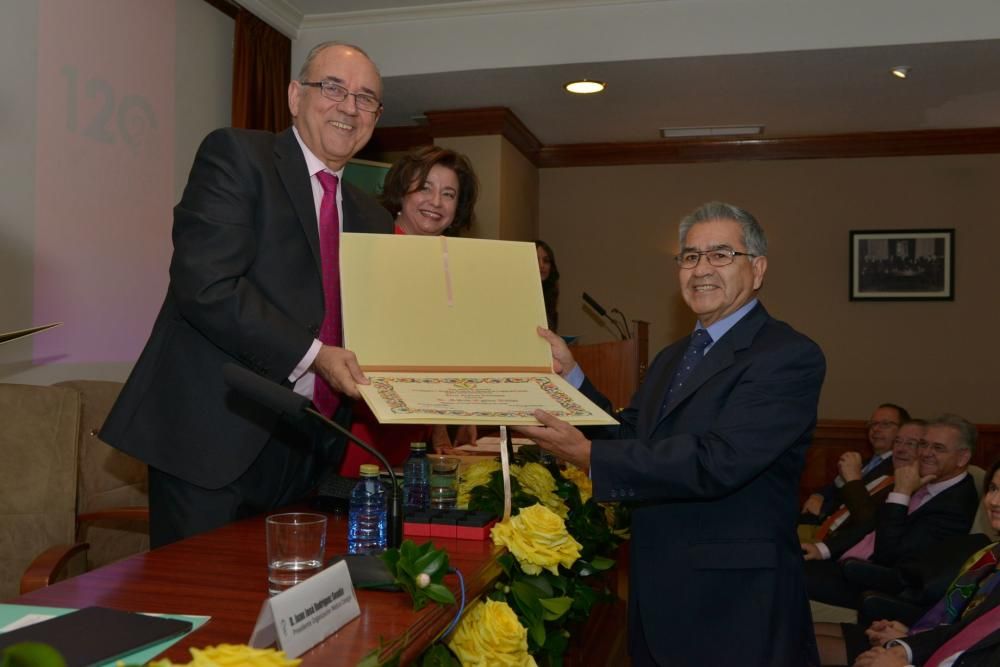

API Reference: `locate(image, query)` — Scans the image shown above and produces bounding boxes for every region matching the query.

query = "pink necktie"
[313,171,341,417]
[924,602,1000,667]
[839,487,931,562]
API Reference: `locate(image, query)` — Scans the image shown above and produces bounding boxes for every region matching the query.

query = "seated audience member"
[339,145,480,476]
[802,403,910,524]
[815,459,1000,666]
[805,414,980,609]
[803,420,926,562]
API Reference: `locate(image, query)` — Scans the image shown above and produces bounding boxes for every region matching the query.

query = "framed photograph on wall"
[849,229,954,301]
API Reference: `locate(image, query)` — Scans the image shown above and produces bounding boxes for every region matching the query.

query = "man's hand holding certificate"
[340,234,616,426]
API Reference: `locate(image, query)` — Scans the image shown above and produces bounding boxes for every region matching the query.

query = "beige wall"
[499,138,539,241]
[424,135,538,241]
[539,153,1000,422]
[434,135,502,239]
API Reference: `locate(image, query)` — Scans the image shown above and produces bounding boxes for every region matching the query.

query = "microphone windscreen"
[222,363,309,418]
[582,291,608,317]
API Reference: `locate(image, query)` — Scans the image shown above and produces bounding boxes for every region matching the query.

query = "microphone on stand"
[222,363,403,549]
[610,308,632,340]
[582,291,629,340]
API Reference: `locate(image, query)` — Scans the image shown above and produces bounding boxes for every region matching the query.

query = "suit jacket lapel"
[274,128,322,271]
[650,304,769,435]
[638,341,684,437]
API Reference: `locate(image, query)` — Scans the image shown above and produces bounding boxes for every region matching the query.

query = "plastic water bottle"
[403,442,430,512]
[348,464,387,554]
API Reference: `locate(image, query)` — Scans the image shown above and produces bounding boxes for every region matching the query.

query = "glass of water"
[266,512,327,596]
[429,455,460,510]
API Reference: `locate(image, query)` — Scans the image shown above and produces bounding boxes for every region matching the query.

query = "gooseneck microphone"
[582,291,608,318]
[222,363,403,549]
[582,291,629,340]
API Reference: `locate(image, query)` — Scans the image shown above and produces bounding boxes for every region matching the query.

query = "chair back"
[0,383,80,599]
[54,380,148,569]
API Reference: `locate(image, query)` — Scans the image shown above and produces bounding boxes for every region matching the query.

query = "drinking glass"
[266,512,327,596]
[429,455,460,510]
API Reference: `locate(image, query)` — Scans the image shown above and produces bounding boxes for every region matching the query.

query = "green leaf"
[528,616,547,648]
[1,643,68,667]
[510,580,544,626]
[517,573,554,598]
[414,550,447,577]
[380,548,401,578]
[543,630,570,664]
[422,583,456,605]
[538,596,573,621]
[589,555,615,571]
[400,539,418,562]
[419,644,460,667]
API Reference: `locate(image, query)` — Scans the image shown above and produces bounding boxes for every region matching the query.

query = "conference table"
[10,510,505,665]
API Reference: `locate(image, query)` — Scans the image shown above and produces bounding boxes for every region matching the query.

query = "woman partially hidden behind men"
[338,146,479,477]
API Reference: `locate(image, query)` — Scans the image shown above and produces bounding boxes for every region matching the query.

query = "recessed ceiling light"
[659,125,764,139]
[890,66,910,79]
[564,79,606,94]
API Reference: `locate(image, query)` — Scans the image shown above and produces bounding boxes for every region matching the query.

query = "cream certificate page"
[340,233,616,426]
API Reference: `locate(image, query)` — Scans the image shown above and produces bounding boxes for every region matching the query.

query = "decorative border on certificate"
[371,375,594,419]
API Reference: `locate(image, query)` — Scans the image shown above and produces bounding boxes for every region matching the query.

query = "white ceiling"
[244,0,1000,145]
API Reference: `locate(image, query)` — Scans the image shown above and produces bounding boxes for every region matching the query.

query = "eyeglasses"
[674,249,757,269]
[917,441,967,454]
[893,437,924,448]
[866,420,900,430]
[300,81,382,112]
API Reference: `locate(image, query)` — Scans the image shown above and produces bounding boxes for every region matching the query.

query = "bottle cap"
[410,442,427,451]
[359,464,380,476]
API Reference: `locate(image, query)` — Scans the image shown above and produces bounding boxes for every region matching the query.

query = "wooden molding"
[370,108,543,163]
[362,125,433,157]
[536,127,1000,167]
[424,108,543,164]
[372,113,1000,167]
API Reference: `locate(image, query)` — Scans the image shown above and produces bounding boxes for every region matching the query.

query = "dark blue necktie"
[662,328,713,412]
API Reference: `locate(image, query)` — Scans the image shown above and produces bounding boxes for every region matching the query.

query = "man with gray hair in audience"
[805,414,980,609]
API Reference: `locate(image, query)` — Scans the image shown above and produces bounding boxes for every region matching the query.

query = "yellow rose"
[448,598,537,667]
[491,504,582,576]
[457,459,501,508]
[148,644,300,666]
[559,464,592,504]
[602,502,631,539]
[511,463,568,518]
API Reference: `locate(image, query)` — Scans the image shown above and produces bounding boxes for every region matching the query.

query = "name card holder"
[250,560,360,659]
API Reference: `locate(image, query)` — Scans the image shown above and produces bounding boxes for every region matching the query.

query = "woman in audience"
[339,146,479,477]
[814,458,1000,665]
[535,240,560,332]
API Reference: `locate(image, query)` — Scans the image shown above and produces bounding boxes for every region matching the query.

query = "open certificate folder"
[341,234,616,426]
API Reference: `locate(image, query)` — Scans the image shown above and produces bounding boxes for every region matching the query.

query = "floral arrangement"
[442,449,628,666]
[0,642,299,667]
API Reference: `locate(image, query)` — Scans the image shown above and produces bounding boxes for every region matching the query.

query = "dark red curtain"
[231,8,291,131]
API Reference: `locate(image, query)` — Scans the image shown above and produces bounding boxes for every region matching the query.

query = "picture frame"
[849,229,954,301]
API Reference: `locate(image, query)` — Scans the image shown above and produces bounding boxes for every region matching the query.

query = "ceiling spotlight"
[890,66,910,79]
[564,79,606,94]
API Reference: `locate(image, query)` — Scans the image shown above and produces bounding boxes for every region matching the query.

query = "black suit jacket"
[823,475,896,559]
[585,303,826,667]
[905,584,1000,666]
[872,473,979,568]
[101,127,392,489]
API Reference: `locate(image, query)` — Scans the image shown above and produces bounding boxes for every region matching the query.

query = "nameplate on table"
[249,560,360,659]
